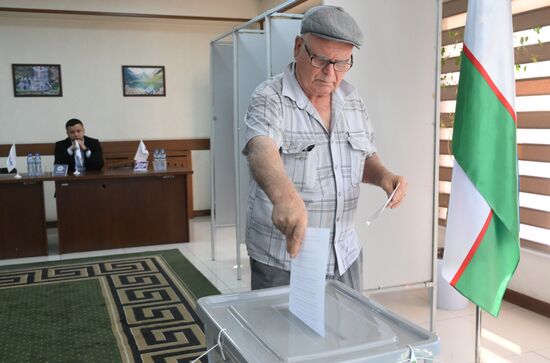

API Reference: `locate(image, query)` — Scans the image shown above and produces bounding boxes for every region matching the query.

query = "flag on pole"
[442,0,519,317]
[7,144,17,172]
[134,140,149,162]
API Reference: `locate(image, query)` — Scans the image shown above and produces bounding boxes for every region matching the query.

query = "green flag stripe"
[450,210,493,286]
[454,215,520,316]
[462,46,517,124]
[453,50,519,237]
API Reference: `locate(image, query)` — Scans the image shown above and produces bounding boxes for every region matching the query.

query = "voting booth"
[197,281,440,362]
[210,8,302,268]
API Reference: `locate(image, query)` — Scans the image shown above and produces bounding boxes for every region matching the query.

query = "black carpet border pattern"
[0,252,213,363]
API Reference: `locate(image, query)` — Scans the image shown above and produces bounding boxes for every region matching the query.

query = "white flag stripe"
[442,161,491,284]
[464,0,515,110]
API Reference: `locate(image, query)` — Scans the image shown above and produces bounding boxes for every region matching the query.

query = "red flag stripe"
[450,210,494,286]
[462,45,517,125]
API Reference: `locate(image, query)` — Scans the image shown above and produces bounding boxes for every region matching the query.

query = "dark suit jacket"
[54,136,104,172]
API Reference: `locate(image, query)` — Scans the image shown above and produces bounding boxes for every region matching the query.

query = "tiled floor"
[1,216,549,363]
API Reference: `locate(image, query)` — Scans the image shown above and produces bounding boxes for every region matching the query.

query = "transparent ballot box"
[197,280,439,362]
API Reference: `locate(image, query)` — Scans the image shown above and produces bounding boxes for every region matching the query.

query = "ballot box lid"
[197,280,439,363]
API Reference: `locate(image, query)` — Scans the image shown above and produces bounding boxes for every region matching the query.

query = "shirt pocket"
[280,142,318,191]
[346,132,369,187]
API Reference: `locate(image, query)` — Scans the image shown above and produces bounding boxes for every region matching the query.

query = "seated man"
[54,118,104,172]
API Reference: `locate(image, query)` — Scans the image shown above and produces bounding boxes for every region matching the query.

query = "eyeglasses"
[302,41,353,72]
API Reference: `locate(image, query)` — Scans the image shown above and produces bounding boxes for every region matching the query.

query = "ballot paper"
[289,228,330,337]
[365,182,401,226]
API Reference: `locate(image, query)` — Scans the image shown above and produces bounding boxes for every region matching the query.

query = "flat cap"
[301,5,363,48]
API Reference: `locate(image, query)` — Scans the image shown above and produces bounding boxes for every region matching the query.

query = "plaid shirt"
[243,63,377,276]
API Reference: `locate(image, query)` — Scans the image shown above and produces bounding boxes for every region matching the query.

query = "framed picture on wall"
[12,64,63,97]
[122,65,166,96]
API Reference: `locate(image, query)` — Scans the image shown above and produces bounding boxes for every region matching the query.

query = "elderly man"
[54,118,104,173]
[243,6,408,292]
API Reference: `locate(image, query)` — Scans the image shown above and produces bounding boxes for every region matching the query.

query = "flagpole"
[475,306,482,363]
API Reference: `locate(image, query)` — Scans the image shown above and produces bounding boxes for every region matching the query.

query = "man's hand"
[363,153,408,208]
[380,174,407,208]
[70,139,86,151]
[75,139,87,151]
[271,192,307,258]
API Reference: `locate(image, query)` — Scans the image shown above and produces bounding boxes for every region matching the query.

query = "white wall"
[0,0,261,19]
[257,0,320,13]
[509,249,550,303]
[0,10,244,219]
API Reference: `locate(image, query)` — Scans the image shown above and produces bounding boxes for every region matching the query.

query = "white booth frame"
[210,0,441,331]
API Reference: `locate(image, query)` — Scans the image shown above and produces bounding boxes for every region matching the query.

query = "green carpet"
[0,249,220,363]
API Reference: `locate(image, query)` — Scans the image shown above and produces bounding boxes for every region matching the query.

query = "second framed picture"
[122,65,166,96]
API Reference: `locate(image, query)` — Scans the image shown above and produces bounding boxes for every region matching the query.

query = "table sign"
[134,161,148,172]
[53,164,68,176]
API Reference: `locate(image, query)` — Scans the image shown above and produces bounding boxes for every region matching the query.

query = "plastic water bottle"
[159,149,167,170]
[153,149,159,171]
[26,153,35,176]
[34,153,42,176]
